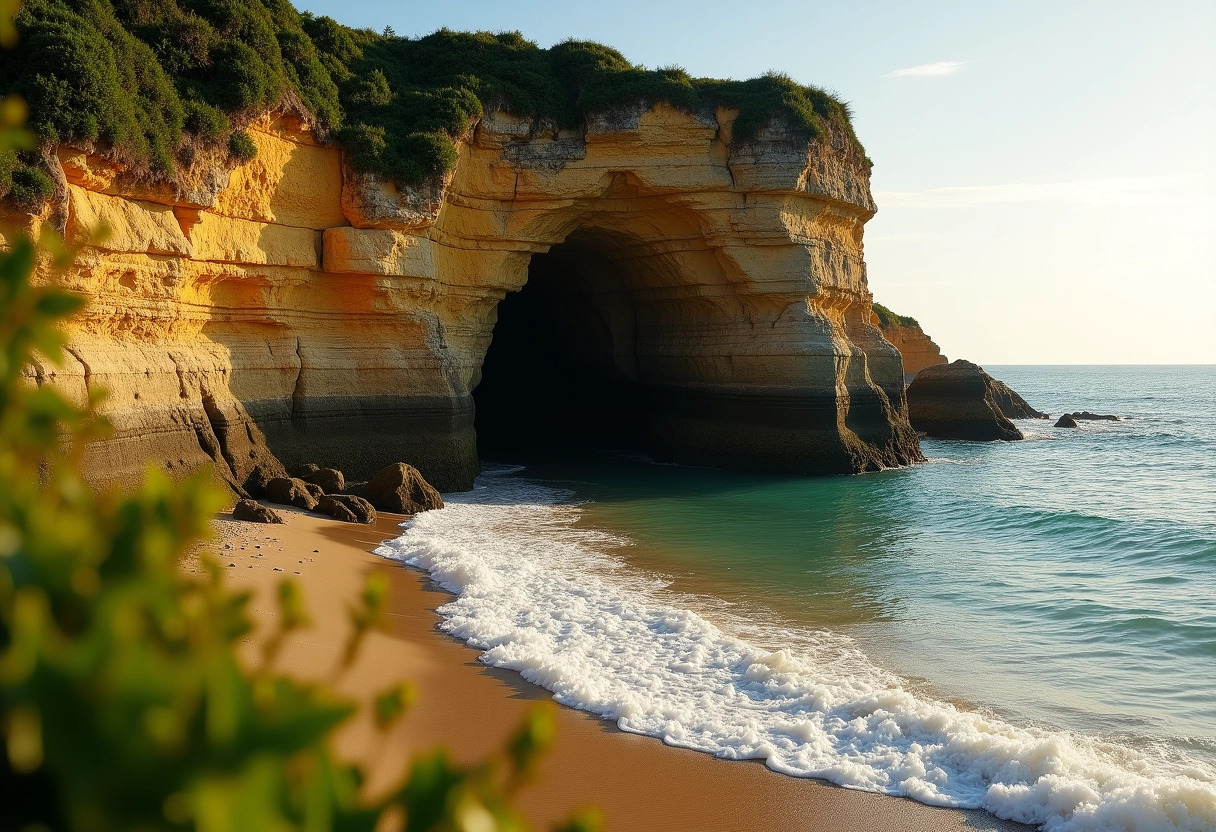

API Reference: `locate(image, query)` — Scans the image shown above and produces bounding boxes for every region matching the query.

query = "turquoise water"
[506,365,1216,767]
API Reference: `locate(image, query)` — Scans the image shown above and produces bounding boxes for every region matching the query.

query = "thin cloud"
[883,60,966,78]
[875,177,1216,210]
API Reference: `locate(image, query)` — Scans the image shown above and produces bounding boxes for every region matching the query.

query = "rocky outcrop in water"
[1069,411,1120,421]
[1055,414,1079,428]
[991,382,1048,420]
[906,360,1024,441]
[9,106,926,489]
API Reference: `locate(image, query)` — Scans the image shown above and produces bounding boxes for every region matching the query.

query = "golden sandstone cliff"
[874,320,947,382]
[7,104,926,494]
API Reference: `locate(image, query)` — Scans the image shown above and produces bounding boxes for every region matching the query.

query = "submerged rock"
[361,463,444,515]
[232,499,284,524]
[1055,414,1079,428]
[906,360,1024,441]
[1070,411,1120,421]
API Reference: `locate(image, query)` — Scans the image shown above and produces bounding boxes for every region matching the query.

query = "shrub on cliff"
[226,128,257,161]
[0,0,866,202]
[873,302,921,329]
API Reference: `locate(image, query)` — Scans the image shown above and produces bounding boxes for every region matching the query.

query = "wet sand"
[213,505,1030,832]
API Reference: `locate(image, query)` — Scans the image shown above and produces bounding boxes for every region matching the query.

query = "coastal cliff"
[871,304,947,382]
[1,5,933,490]
[5,106,923,491]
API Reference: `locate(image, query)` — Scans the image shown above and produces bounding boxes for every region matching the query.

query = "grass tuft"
[872,303,921,329]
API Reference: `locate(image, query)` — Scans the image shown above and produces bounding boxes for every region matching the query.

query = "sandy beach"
[210,505,1029,832]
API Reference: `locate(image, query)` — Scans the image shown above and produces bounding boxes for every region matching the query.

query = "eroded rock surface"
[326,494,376,524]
[362,463,444,515]
[13,105,927,487]
[1069,411,1120,421]
[907,360,1024,442]
[991,382,1048,420]
[874,317,947,382]
[232,499,284,524]
[300,466,345,493]
[266,477,319,511]
[316,495,360,524]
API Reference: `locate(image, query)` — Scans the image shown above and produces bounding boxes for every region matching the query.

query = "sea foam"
[375,466,1216,832]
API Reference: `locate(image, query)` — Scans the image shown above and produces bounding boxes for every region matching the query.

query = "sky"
[298,0,1216,364]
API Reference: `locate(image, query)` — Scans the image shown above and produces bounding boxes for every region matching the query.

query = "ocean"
[376,365,1216,831]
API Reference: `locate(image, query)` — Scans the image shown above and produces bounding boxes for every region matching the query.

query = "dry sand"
[212,505,1030,832]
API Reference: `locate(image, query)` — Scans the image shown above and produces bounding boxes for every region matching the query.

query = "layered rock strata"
[873,317,947,383]
[12,105,924,491]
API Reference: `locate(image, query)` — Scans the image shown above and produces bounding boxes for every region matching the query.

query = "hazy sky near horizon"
[299,0,1215,364]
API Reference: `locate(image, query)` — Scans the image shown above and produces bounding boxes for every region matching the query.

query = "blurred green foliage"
[872,302,921,329]
[0,0,863,199]
[0,11,600,825]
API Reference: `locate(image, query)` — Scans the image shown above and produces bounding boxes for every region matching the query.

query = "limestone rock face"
[906,360,1023,442]
[873,317,947,383]
[17,104,927,490]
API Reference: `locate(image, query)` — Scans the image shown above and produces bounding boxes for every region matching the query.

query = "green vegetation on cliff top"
[872,303,921,329]
[0,0,864,203]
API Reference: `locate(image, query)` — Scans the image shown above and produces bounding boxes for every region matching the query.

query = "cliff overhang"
[8,103,923,492]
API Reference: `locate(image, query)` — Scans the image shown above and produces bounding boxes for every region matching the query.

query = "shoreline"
[212,505,1030,831]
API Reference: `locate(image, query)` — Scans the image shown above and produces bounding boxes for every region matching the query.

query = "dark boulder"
[244,461,290,498]
[990,382,1048,419]
[265,477,319,511]
[232,499,284,524]
[316,495,360,524]
[362,463,444,515]
[1055,414,1079,428]
[906,360,1024,441]
[294,463,321,477]
[300,466,345,493]
[1070,411,1119,421]
[301,482,324,500]
[325,494,376,524]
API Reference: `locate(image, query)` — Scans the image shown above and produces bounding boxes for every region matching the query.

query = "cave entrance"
[473,232,647,458]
